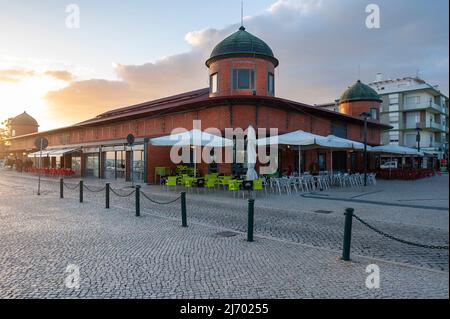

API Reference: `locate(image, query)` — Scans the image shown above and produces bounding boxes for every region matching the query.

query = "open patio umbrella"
[325,135,370,151]
[150,129,233,177]
[246,126,258,181]
[257,130,349,175]
[370,144,424,156]
[370,145,424,178]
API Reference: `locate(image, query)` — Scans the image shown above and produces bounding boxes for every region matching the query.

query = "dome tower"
[338,80,382,120]
[10,111,39,137]
[206,26,279,98]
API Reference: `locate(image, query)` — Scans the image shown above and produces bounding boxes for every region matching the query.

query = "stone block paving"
[0,171,448,298]
[52,178,449,272]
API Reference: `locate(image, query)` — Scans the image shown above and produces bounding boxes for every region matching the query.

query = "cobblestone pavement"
[0,171,448,299]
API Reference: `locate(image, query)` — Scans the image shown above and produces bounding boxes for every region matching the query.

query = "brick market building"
[6,26,389,183]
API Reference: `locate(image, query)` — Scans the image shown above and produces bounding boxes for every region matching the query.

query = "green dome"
[339,80,382,104]
[206,26,279,67]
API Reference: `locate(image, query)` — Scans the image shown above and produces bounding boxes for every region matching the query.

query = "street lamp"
[360,112,371,186]
[416,126,422,169]
[415,126,422,153]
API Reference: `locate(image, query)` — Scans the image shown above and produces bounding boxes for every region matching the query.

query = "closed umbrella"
[246,126,258,181]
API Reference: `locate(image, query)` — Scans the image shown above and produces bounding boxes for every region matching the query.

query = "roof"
[339,80,382,104]
[206,26,279,67]
[7,88,390,143]
[11,112,38,126]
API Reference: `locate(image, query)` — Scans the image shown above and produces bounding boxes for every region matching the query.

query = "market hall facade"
[5,26,389,183]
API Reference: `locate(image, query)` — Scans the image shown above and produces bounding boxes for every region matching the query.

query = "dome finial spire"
[240,0,245,30]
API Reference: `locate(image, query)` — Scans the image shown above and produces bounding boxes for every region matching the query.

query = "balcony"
[403,102,447,114]
[405,121,447,132]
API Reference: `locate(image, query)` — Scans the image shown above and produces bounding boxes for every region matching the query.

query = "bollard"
[247,199,255,242]
[79,181,84,203]
[135,185,141,217]
[181,192,187,227]
[60,178,64,199]
[342,208,354,261]
[105,183,110,209]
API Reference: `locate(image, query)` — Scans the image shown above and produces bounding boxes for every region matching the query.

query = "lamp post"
[360,112,371,186]
[416,126,422,169]
[415,126,422,153]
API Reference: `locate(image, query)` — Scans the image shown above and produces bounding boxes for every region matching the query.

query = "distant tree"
[0,118,13,159]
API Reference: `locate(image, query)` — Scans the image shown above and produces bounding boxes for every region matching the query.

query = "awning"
[49,148,79,157]
[27,148,79,158]
[370,145,424,156]
[83,144,144,153]
[28,150,53,158]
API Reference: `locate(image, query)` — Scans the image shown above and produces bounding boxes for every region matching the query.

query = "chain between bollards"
[79,180,84,203]
[247,198,255,242]
[105,183,110,209]
[135,185,141,217]
[60,178,64,199]
[181,192,187,227]
[342,208,354,261]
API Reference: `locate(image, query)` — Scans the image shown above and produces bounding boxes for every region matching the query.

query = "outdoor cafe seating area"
[160,165,378,197]
[375,168,438,180]
[26,167,77,177]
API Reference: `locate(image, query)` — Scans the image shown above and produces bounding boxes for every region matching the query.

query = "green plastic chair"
[218,176,232,189]
[165,176,178,191]
[228,180,241,198]
[205,178,216,192]
[183,177,194,193]
[253,179,266,196]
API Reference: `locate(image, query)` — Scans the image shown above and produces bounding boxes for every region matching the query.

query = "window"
[233,69,255,90]
[268,72,275,95]
[405,96,421,105]
[331,121,347,138]
[370,108,379,120]
[210,73,218,94]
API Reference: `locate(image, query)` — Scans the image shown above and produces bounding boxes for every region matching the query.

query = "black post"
[60,178,64,199]
[135,185,141,217]
[247,199,255,242]
[181,192,187,227]
[105,183,110,209]
[342,208,354,261]
[79,181,84,203]
[363,118,368,186]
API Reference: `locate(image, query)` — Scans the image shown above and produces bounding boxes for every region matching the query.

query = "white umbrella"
[150,129,233,147]
[150,129,233,178]
[326,135,370,151]
[257,130,350,175]
[370,145,424,156]
[246,126,258,181]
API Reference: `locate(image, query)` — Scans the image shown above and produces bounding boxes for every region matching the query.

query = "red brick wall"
[339,100,380,118]
[9,102,383,182]
[208,57,276,98]
[12,124,38,137]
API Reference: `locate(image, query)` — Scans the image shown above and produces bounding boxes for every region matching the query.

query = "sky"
[0,0,448,131]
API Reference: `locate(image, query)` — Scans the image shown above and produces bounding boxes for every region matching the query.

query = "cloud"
[45,80,149,123]
[45,0,449,124]
[0,68,36,82]
[44,70,75,82]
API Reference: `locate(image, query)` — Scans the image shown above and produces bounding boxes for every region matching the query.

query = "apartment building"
[369,76,449,161]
